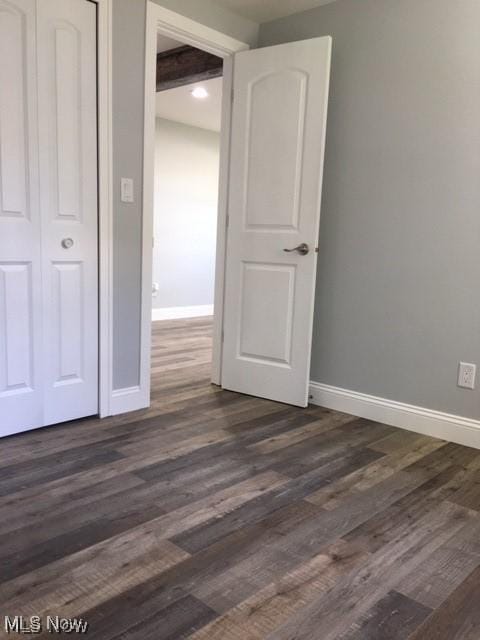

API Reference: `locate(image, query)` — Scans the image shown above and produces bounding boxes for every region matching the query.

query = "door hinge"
[222,329,225,343]
[231,89,234,103]
[226,214,230,229]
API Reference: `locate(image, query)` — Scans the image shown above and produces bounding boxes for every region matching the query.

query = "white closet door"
[0,0,43,436]
[0,0,98,437]
[37,0,98,426]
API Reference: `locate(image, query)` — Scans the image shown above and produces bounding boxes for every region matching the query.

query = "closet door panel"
[37,0,98,426]
[0,0,43,436]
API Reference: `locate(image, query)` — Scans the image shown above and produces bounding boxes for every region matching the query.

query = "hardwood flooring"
[1,317,480,639]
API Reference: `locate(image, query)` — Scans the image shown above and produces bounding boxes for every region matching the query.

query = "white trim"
[211,54,234,385]
[152,305,214,321]
[110,386,142,416]
[309,381,480,450]
[137,0,159,414]
[95,0,114,418]
[149,6,249,57]
[139,1,250,410]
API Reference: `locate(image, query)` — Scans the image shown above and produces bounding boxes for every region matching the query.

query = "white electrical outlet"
[458,362,476,390]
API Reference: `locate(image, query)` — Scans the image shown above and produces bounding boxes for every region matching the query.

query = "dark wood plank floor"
[1,317,480,639]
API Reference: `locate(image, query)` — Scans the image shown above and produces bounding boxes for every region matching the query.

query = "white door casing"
[222,37,332,407]
[0,0,98,437]
[140,2,250,415]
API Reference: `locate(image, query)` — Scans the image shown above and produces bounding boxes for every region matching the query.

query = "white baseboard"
[110,385,148,416]
[152,304,214,321]
[309,381,480,450]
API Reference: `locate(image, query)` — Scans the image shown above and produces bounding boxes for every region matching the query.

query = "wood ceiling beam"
[156,45,223,92]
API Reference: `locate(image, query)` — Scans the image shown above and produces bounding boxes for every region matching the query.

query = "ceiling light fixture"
[191,87,209,99]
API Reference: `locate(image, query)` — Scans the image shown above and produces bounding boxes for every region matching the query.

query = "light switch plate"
[121,178,134,203]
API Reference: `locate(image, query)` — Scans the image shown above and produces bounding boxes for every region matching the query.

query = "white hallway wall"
[153,118,220,319]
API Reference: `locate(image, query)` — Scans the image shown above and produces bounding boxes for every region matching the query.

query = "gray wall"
[260,0,480,418]
[112,0,145,390]
[153,119,220,310]
[112,0,257,390]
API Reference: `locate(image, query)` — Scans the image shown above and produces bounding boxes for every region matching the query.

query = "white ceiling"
[211,0,337,23]
[156,76,223,133]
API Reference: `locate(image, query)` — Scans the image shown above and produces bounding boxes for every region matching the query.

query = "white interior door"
[0,0,98,437]
[222,37,332,407]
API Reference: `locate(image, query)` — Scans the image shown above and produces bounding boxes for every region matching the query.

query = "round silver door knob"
[61,238,74,249]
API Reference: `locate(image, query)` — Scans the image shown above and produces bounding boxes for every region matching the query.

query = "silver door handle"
[61,238,74,249]
[283,243,309,256]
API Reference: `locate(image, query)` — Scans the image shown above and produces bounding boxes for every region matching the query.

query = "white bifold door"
[222,37,332,407]
[0,0,98,437]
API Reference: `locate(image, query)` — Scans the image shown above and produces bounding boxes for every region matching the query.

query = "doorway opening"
[138,4,249,415]
[152,35,223,395]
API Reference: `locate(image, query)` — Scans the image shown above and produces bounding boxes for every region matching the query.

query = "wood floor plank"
[407,565,480,640]
[395,514,480,609]
[342,590,431,640]
[0,501,166,584]
[190,467,445,614]
[172,447,384,554]
[266,501,476,640]
[63,469,290,557]
[1,538,189,621]
[188,539,368,640]
[447,469,480,512]
[343,444,480,554]
[0,472,145,537]
[0,447,125,497]
[369,429,431,454]
[77,501,329,638]
[247,409,355,454]
[114,595,217,640]
[306,436,447,510]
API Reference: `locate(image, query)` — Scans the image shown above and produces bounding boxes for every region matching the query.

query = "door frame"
[92,0,114,417]
[137,3,249,411]
[96,1,250,417]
